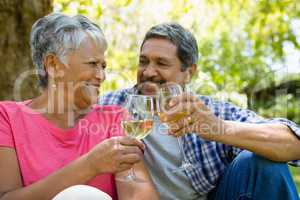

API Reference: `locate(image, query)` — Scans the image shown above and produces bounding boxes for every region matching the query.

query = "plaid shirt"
[99,87,300,195]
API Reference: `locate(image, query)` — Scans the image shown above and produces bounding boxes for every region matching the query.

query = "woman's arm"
[116,160,159,200]
[0,147,96,200]
[0,137,144,200]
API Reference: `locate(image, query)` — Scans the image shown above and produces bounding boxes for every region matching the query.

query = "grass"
[290,166,300,193]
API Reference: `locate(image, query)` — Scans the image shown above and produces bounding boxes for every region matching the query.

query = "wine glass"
[157,83,195,172]
[117,94,156,182]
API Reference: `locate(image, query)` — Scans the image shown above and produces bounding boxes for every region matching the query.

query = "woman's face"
[55,36,106,109]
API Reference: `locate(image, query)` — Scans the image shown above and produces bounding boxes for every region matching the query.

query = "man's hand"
[161,93,226,140]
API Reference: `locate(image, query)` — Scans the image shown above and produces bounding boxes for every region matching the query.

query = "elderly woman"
[0,13,159,200]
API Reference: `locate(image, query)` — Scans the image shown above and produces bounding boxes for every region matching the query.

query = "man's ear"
[185,64,197,83]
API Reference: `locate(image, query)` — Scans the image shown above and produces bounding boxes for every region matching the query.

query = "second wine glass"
[157,83,195,172]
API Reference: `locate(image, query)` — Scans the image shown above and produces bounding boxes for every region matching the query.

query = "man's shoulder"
[197,95,238,109]
[196,94,247,121]
[99,87,133,106]
[197,95,226,108]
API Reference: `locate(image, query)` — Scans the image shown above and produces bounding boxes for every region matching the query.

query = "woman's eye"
[89,62,97,66]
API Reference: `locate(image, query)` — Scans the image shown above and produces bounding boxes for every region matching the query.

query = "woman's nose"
[95,68,105,82]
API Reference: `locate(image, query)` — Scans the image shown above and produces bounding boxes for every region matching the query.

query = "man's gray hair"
[30,13,107,88]
[141,22,198,71]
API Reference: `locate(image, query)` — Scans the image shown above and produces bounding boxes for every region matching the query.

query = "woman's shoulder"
[0,100,18,107]
[1,98,32,107]
[0,100,25,114]
[0,100,35,121]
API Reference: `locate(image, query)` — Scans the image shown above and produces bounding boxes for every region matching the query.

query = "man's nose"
[143,64,158,78]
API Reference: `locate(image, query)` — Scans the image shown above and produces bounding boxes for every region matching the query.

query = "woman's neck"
[28,88,91,129]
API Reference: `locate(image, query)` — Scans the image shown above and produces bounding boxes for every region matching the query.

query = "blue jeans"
[208,151,299,200]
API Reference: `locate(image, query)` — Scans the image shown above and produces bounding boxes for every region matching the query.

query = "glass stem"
[128,168,135,180]
[177,137,187,164]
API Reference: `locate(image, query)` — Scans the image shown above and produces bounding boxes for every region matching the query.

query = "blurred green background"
[290,166,300,192]
[52,0,300,191]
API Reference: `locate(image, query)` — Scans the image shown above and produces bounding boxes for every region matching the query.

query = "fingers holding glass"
[117,94,155,182]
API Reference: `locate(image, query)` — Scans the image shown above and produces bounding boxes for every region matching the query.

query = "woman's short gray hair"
[30,13,107,88]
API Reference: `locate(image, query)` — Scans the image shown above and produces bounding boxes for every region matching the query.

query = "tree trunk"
[0,0,52,100]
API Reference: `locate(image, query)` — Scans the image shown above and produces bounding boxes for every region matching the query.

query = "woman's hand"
[86,136,145,175]
[162,93,226,140]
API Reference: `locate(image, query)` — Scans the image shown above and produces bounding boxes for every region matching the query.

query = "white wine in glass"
[158,83,196,172]
[122,120,153,140]
[158,111,189,123]
[117,94,155,182]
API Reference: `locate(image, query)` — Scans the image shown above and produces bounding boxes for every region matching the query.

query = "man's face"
[137,38,194,95]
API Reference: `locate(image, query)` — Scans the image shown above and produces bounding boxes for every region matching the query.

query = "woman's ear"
[44,54,58,78]
[43,54,64,79]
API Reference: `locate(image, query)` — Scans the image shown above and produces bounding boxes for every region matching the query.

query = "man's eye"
[139,60,148,66]
[158,62,170,67]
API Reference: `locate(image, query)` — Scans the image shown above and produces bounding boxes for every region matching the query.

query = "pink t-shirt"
[0,101,125,200]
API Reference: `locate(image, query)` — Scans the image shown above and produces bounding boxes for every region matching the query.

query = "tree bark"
[0,0,52,100]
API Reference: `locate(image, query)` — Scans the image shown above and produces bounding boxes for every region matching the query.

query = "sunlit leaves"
[53,0,300,122]
[113,0,133,7]
[53,0,102,19]
[167,0,193,20]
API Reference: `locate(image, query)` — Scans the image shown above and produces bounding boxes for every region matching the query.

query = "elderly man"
[99,23,300,200]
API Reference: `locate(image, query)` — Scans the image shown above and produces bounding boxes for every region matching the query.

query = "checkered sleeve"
[200,96,300,166]
[229,103,300,166]
[98,88,130,106]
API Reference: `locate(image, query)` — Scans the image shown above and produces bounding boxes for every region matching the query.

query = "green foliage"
[53,0,300,123]
[255,94,300,124]
[289,166,300,193]
[54,0,102,18]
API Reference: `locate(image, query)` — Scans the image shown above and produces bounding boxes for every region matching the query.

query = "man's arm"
[213,121,300,162]
[116,160,159,200]
[165,93,300,162]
